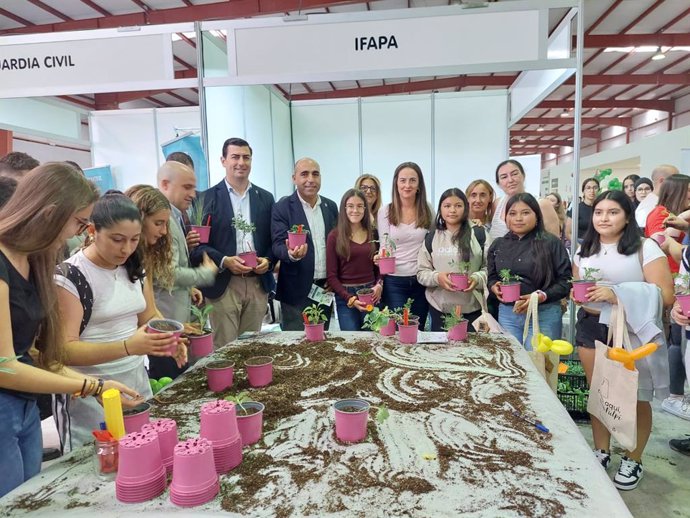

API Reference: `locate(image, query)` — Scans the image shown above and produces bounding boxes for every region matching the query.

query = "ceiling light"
[559,109,571,118]
[537,125,544,132]
[519,138,526,143]
[652,47,666,60]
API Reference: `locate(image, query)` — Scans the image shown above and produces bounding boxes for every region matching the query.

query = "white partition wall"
[291,99,360,204]
[434,91,509,199]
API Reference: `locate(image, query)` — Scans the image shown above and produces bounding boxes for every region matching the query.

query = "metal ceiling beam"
[583,33,690,48]
[0,0,371,35]
[540,99,675,112]
[512,141,574,148]
[510,129,600,139]
[28,0,73,21]
[569,74,690,86]
[0,8,34,26]
[519,117,632,127]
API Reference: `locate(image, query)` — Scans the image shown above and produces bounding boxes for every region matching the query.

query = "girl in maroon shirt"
[326,189,382,331]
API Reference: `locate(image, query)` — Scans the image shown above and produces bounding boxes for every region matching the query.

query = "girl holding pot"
[54,194,186,452]
[572,189,673,490]
[0,164,141,498]
[376,162,434,329]
[326,189,382,331]
[417,188,491,331]
[487,193,571,347]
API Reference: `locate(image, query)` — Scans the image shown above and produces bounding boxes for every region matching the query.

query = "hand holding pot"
[372,283,382,304]
[462,277,477,293]
[437,272,456,292]
[254,257,270,274]
[672,303,690,326]
[172,339,188,368]
[128,324,177,356]
[224,255,253,274]
[513,295,530,314]
[585,285,617,304]
[186,229,201,249]
[286,241,308,260]
[491,281,505,302]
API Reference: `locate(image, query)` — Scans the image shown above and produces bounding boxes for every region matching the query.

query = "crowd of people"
[0,143,688,498]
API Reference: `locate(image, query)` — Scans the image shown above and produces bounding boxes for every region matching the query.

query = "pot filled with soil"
[333,399,370,443]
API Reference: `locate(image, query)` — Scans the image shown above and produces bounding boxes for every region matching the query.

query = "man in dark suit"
[271,157,338,330]
[191,138,275,348]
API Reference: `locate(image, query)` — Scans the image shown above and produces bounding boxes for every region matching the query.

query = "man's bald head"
[651,164,679,189]
[157,161,197,211]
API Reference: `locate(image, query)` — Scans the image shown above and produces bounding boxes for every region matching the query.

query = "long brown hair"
[335,189,375,260]
[657,174,690,216]
[388,162,433,229]
[354,174,382,221]
[466,179,496,225]
[0,163,98,369]
[124,185,174,290]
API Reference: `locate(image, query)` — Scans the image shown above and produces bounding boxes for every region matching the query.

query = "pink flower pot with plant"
[235,401,265,446]
[450,273,469,291]
[675,273,690,315]
[378,256,396,275]
[333,399,370,443]
[288,224,309,249]
[303,303,327,342]
[238,251,258,268]
[447,320,468,341]
[190,225,210,244]
[356,287,375,306]
[572,281,595,303]
[379,318,396,336]
[189,332,214,358]
[245,356,274,387]
[304,323,325,341]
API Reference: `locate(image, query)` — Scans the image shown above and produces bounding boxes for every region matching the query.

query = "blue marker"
[512,410,549,434]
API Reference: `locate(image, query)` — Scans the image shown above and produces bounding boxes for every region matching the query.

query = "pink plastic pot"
[573,281,595,303]
[200,400,240,443]
[651,233,666,245]
[123,403,151,434]
[379,319,396,336]
[206,361,234,393]
[189,333,214,358]
[170,437,218,491]
[356,289,375,306]
[287,231,307,249]
[450,273,469,291]
[141,418,178,472]
[378,256,396,275]
[676,293,690,316]
[397,323,419,344]
[147,318,184,355]
[116,430,164,483]
[304,323,325,342]
[447,320,468,341]
[501,283,521,303]
[334,399,370,443]
[190,225,210,244]
[238,251,258,268]
[245,356,273,387]
[236,402,265,446]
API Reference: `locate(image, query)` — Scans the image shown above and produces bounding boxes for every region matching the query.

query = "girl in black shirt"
[488,193,571,348]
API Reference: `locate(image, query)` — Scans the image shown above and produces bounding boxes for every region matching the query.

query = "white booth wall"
[90,106,200,189]
[292,90,510,206]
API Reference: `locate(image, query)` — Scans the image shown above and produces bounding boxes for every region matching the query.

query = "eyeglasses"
[359,185,378,193]
[74,216,91,234]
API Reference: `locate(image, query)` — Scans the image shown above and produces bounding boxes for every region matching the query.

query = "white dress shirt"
[225,179,255,253]
[297,192,327,280]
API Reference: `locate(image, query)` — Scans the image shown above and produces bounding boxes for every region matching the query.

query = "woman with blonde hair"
[355,174,383,225]
[466,179,495,228]
[0,164,140,497]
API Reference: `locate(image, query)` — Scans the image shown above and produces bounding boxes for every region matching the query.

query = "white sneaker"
[613,457,643,490]
[661,395,690,421]
[593,448,611,469]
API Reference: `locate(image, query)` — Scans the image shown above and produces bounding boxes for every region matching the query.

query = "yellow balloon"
[551,340,574,356]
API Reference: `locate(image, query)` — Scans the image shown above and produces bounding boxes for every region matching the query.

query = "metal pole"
[195,21,210,190]
[568,0,585,345]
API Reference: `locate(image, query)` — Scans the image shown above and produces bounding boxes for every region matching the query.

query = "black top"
[487,229,572,303]
[0,250,43,399]
[567,201,593,237]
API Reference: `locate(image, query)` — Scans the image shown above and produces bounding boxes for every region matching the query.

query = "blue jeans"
[335,283,375,331]
[498,302,563,351]
[381,275,428,329]
[0,392,42,497]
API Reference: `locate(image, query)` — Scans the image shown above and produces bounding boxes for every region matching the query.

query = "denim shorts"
[574,308,608,349]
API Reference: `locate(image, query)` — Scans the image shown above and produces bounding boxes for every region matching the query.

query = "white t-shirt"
[635,192,658,228]
[55,251,147,373]
[573,239,665,284]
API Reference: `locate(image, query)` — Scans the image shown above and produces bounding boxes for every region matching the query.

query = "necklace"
[601,242,618,255]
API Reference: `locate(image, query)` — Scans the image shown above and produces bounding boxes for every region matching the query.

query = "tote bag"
[586,303,639,451]
[471,288,506,334]
[523,293,559,392]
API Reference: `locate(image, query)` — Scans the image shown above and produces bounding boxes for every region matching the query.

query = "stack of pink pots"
[199,399,243,474]
[170,437,219,507]
[115,430,167,503]
[141,418,178,474]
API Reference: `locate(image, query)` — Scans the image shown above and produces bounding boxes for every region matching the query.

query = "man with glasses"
[191,138,275,348]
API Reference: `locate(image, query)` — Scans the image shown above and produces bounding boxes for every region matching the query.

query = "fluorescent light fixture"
[519,138,526,143]
[604,45,690,54]
[537,125,544,132]
[559,109,571,118]
[652,47,666,60]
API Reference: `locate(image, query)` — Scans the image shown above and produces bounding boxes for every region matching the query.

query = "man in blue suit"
[191,138,275,348]
[272,157,338,330]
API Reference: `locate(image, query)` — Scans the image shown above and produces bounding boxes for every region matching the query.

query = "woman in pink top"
[377,162,433,329]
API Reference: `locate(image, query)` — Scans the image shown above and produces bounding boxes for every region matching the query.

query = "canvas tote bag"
[586,303,639,451]
[471,287,507,334]
[523,293,559,392]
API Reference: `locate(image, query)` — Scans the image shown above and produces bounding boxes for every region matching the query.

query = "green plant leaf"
[376,404,389,424]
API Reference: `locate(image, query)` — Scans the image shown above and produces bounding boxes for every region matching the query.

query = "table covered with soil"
[0,332,632,517]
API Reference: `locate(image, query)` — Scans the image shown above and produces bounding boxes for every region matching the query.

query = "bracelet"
[94,378,105,397]
[86,378,97,398]
[74,378,88,398]
[123,339,130,356]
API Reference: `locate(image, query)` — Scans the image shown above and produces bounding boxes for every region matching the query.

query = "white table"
[0,332,633,517]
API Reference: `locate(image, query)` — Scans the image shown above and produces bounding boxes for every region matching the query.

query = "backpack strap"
[424,231,434,255]
[472,225,487,251]
[55,263,94,335]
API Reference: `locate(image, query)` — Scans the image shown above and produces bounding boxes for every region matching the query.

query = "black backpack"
[424,225,487,255]
[55,263,94,335]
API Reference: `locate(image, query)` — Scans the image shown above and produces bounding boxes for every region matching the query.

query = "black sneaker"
[593,448,611,469]
[613,456,643,490]
[669,438,690,456]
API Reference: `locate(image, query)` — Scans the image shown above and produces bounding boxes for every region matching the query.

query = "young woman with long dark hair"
[487,193,571,346]
[377,162,434,328]
[417,188,491,330]
[326,189,381,330]
[566,177,599,244]
[623,174,640,208]
[0,164,140,497]
[573,189,673,490]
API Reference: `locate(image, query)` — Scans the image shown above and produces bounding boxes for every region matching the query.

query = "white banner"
[0,34,173,98]
[229,9,543,83]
